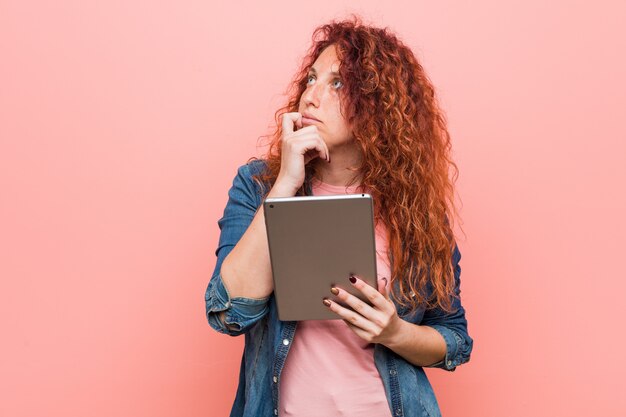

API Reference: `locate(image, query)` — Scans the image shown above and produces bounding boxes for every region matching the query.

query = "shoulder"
[229,158,270,204]
[234,158,270,189]
[237,158,269,178]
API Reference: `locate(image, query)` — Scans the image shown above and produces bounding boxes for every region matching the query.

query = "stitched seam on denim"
[388,356,404,416]
[231,296,270,303]
[412,367,437,417]
[248,316,268,384]
[452,331,464,364]
[271,321,297,412]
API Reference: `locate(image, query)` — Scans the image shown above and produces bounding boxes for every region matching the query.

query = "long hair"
[250,15,462,313]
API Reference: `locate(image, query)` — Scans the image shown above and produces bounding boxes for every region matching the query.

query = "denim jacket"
[205,160,473,417]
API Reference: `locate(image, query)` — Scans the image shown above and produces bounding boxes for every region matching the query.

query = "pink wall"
[1,1,625,416]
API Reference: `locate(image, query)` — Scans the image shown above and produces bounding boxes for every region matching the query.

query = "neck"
[312,144,362,186]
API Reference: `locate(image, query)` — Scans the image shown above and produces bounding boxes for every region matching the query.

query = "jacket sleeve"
[204,162,271,336]
[420,243,473,371]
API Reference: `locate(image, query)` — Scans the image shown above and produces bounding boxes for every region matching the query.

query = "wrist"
[268,181,299,198]
[381,317,410,349]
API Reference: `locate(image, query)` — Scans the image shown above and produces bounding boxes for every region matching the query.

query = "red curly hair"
[250,15,462,313]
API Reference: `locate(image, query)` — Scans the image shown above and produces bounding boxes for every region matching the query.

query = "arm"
[417,244,473,371]
[207,113,330,335]
[205,164,289,336]
[325,244,473,370]
[382,320,448,368]
[205,162,296,336]
[219,182,295,301]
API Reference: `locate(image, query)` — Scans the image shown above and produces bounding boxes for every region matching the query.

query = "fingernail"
[330,287,339,295]
[323,298,331,307]
[349,276,357,284]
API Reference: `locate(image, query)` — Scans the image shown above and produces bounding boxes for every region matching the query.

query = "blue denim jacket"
[205,160,473,417]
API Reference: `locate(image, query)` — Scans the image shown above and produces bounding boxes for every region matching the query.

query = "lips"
[302,113,321,124]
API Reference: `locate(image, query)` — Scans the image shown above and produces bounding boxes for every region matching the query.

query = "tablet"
[263,193,378,321]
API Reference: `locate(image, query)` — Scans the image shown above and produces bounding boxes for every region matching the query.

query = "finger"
[323,298,378,334]
[324,140,330,163]
[331,286,380,323]
[281,112,302,135]
[288,130,324,143]
[343,321,372,341]
[288,125,318,136]
[293,138,328,162]
[349,275,390,311]
[289,128,329,162]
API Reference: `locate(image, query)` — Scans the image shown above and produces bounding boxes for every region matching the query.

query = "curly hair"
[249,14,462,313]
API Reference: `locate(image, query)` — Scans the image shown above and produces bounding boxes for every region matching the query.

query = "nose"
[301,82,321,108]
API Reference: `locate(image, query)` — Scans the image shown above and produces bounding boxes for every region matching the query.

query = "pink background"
[1,1,625,416]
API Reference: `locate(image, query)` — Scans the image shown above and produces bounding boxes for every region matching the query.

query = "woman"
[205,16,473,417]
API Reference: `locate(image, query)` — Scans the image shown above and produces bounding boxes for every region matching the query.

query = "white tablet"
[263,193,378,321]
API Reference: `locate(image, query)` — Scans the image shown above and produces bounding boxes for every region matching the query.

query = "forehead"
[309,45,341,74]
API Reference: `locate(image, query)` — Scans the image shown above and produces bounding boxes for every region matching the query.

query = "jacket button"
[225,301,231,308]
[447,360,452,366]
[282,339,289,346]
[273,376,278,383]
[274,409,278,415]
[389,369,397,376]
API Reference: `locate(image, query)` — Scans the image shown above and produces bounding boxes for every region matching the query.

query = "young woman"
[205,16,473,417]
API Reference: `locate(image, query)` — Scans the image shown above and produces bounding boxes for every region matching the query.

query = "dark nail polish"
[323,298,331,307]
[349,276,356,284]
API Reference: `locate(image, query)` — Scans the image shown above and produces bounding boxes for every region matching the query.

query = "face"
[298,44,353,149]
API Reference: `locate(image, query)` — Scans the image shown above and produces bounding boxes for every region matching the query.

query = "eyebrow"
[308,67,340,77]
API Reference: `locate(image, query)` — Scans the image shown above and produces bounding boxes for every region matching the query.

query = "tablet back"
[263,193,378,321]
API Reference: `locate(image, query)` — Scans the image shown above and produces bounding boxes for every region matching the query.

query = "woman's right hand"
[273,112,330,195]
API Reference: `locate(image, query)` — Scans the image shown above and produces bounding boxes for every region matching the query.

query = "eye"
[332,79,344,89]
[306,75,315,85]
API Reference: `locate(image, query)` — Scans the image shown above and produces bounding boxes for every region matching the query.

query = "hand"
[323,275,404,346]
[274,112,330,194]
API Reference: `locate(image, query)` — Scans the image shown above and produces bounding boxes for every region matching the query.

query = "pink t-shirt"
[279,177,393,417]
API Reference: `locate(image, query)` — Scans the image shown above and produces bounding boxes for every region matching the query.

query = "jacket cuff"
[205,273,269,335]
[424,325,464,371]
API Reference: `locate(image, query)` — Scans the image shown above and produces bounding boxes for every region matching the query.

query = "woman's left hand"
[324,275,405,346]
